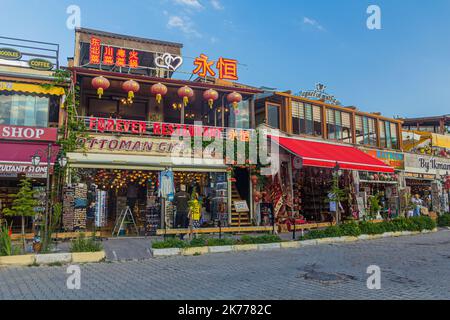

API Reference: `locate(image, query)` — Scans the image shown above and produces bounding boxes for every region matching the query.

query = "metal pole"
[292,218,296,240]
[45,143,52,246]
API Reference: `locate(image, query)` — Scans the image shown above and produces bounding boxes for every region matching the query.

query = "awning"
[0,142,60,177]
[0,82,65,96]
[0,142,59,164]
[273,136,394,173]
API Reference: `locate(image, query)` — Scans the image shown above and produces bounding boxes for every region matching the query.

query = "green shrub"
[70,234,103,253]
[238,234,282,244]
[0,224,12,256]
[302,216,435,240]
[409,216,436,231]
[189,236,208,247]
[339,222,361,237]
[437,214,450,227]
[205,238,236,246]
[152,238,188,249]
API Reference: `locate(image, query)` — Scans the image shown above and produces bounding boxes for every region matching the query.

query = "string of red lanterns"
[90,77,243,112]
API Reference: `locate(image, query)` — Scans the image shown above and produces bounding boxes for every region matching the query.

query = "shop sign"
[234,200,249,213]
[76,134,217,159]
[87,117,252,142]
[89,36,139,68]
[404,153,450,175]
[0,163,51,178]
[298,83,341,106]
[0,47,22,60]
[0,125,58,142]
[363,149,405,170]
[154,53,183,72]
[193,54,238,81]
[28,58,54,71]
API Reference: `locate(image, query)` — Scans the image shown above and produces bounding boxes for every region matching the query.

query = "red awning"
[273,136,394,173]
[0,142,59,164]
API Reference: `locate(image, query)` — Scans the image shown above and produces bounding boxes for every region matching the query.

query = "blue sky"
[1,0,449,118]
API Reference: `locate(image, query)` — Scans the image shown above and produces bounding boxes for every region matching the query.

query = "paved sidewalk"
[1,229,449,300]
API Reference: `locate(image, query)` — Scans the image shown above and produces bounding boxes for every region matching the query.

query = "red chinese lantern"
[91,76,110,99]
[122,80,140,102]
[151,83,168,104]
[178,86,194,106]
[203,89,219,109]
[227,91,242,111]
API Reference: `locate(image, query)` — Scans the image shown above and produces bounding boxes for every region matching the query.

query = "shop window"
[326,109,352,142]
[266,103,280,129]
[380,120,399,149]
[88,98,147,120]
[390,122,399,149]
[292,101,322,136]
[88,98,117,118]
[341,112,352,143]
[119,101,147,121]
[0,93,49,127]
[356,115,377,147]
[48,96,60,126]
[228,99,250,129]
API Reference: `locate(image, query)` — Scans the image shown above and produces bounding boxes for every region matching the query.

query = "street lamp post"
[333,162,342,225]
[31,144,67,245]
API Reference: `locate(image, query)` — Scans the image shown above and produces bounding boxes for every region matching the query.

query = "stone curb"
[0,251,106,267]
[149,229,438,258]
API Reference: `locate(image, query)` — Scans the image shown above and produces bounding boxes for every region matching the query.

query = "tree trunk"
[21,215,25,252]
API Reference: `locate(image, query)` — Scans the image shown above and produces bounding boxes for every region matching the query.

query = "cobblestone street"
[0,230,449,300]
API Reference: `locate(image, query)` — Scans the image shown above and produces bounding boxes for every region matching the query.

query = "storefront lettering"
[89,36,139,68]
[78,137,185,154]
[419,157,450,173]
[0,164,49,174]
[0,125,57,142]
[87,117,233,140]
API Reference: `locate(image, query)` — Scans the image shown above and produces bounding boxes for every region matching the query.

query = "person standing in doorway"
[127,183,139,211]
[174,185,190,230]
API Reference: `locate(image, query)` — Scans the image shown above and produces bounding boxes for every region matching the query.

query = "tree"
[327,175,348,225]
[2,178,38,251]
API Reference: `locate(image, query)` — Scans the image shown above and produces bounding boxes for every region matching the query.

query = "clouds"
[210,0,224,10]
[303,16,325,31]
[166,0,225,39]
[167,15,201,38]
[174,0,203,10]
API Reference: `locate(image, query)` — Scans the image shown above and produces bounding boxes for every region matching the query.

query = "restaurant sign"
[0,47,22,60]
[363,149,405,170]
[76,135,221,160]
[28,58,54,71]
[0,125,58,142]
[404,153,450,175]
[0,163,52,178]
[298,83,341,106]
[87,117,252,142]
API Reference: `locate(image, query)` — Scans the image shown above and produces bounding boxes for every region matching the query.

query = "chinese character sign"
[88,37,139,69]
[193,54,238,81]
[89,37,101,65]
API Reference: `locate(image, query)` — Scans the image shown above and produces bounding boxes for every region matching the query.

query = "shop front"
[0,125,60,232]
[65,124,256,235]
[255,135,395,231]
[404,153,450,214]
[359,148,405,217]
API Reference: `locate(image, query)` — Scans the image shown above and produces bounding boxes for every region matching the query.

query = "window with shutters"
[380,120,399,149]
[291,101,322,136]
[356,115,377,147]
[326,108,352,143]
